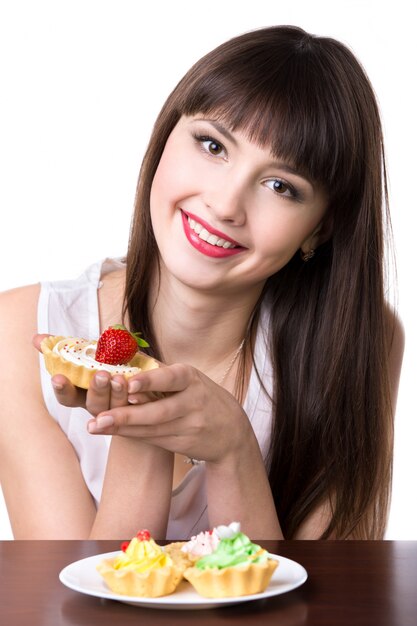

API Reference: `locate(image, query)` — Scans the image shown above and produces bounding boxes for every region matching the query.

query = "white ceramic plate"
[59,551,307,610]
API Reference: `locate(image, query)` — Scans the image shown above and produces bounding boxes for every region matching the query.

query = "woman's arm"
[0,285,173,539]
[42,364,175,540]
[90,436,174,539]
[0,285,97,538]
[204,433,283,539]
[85,363,284,539]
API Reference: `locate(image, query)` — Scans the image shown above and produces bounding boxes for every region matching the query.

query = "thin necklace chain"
[216,338,246,386]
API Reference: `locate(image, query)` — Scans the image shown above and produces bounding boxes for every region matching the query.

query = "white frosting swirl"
[180,523,241,557]
[214,521,241,539]
[181,530,220,557]
[53,338,141,374]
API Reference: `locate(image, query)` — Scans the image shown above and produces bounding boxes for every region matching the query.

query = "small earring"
[301,249,315,262]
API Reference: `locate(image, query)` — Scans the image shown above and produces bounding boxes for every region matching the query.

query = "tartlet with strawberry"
[41,325,158,389]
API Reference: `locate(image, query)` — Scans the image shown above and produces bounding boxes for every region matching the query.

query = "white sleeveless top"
[38,258,274,539]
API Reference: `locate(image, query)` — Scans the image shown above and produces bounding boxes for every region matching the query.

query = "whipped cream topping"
[181,522,240,558]
[181,530,220,557]
[187,216,238,248]
[214,521,241,539]
[53,338,141,374]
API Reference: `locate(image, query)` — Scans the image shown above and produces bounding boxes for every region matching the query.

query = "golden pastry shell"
[163,542,195,571]
[40,335,159,389]
[183,558,278,598]
[96,558,183,597]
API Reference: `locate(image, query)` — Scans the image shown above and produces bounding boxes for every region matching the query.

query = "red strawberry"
[95,325,149,365]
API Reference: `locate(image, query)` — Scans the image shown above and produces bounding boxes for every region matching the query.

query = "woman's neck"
[149,266,263,378]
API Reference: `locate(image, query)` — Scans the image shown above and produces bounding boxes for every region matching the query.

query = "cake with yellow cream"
[96,530,183,597]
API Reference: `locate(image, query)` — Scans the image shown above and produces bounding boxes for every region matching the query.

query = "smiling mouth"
[186,216,239,249]
[180,209,245,259]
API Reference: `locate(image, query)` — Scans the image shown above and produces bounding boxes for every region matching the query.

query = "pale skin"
[0,116,405,539]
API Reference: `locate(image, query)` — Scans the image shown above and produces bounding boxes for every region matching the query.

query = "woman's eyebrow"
[274,163,309,180]
[194,118,237,145]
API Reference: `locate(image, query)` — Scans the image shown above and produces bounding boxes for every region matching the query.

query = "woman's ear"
[301,213,333,255]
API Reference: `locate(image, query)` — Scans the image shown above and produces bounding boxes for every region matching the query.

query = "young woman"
[0,26,404,540]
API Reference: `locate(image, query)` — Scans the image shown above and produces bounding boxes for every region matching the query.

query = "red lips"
[181,210,245,259]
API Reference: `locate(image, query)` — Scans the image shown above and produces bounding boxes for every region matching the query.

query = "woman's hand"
[32,334,156,416]
[87,363,252,463]
[86,362,282,538]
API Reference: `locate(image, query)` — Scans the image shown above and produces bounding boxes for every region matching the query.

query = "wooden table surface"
[1,540,416,626]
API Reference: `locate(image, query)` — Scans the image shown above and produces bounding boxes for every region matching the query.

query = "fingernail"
[88,421,98,433]
[96,415,114,429]
[88,415,114,433]
[110,380,123,392]
[52,381,64,391]
[95,374,109,388]
[128,396,138,404]
[128,380,141,393]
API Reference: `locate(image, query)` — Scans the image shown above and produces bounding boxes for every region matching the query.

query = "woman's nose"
[203,177,247,225]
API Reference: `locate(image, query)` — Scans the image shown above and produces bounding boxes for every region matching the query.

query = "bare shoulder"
[0,282,40,313]
[384,304,405,363]
[0,283,41,388]
[384,304,405,411]
[0,282,40,339]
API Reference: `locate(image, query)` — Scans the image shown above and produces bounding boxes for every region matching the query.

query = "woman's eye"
[265,179,294,197]
[202,139,224,156]
[193,133,226,157]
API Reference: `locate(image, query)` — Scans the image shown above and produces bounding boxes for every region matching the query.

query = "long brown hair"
[124,26,394,538]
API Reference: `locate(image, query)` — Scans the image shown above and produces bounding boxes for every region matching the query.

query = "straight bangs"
[174,28,368,204]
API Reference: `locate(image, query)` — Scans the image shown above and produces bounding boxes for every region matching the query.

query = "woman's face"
[150,115,328,297]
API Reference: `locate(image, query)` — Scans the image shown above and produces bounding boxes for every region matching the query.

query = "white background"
[0,0,415,539]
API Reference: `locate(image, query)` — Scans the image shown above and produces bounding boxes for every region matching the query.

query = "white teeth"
[199,228,210,242]
[187,216,237,248]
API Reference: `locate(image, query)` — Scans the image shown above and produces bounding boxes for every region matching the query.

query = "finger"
[51,374,86,408]
[88,392,188,435]
[127,390,161,405]
[33,333,51,352]
[87,410,204,460]
[85,372,112,416]
[127,363,195,395]
[87,413,183,438]
[109,374,129,409]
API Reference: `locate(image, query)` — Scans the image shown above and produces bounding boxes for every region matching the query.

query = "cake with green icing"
[183,522,278,598]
